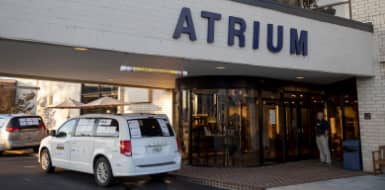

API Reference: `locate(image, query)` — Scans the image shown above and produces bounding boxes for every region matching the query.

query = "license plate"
[148,145,163,153]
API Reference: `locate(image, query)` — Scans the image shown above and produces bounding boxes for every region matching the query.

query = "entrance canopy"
[0,39,369,89]
[0,0,375,89]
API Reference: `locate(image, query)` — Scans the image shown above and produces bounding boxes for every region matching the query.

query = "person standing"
[315,112,331,164]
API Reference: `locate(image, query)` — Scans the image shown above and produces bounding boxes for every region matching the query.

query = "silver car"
[0,115,47,155]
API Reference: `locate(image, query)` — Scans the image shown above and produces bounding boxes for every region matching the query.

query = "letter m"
[290,29,308,56]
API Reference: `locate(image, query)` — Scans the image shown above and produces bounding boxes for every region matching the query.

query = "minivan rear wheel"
[40,149,55,173]
[94,157,114,187]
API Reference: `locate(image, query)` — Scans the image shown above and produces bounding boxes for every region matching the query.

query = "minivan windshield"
[127,118,174,138]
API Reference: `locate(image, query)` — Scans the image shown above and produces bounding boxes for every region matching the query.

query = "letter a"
[173,7,197,41]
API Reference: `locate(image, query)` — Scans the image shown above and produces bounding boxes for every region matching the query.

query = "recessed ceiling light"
[74,47,88,51]
[216,66,226,70]
[296,76,305,80]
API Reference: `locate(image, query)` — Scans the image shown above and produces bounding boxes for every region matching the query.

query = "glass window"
[75,118,95,137]
[127,119,174,138]
[81,84,118,114]
[16,117,43,128]
[57,119,77,136]
[95,119,119,137]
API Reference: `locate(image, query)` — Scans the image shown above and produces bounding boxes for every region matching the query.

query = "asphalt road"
[0,150,220,190]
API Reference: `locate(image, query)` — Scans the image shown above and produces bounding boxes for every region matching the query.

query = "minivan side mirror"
[49,130,56,137]
[56,131,67,138]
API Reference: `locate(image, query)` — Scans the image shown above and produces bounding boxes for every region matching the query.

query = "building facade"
[350,0,385,172]
[0,0,378,171]
[0,78,172,130]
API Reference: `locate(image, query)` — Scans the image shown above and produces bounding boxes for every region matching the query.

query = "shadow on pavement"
[0,153,221,190]
[1,149,36,157]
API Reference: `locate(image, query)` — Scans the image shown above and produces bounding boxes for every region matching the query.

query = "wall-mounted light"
[120,65,188,76]
[74,47,88,51]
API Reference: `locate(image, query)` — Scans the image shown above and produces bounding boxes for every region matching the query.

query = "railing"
[312,0,352,19]
[273,0,352,19]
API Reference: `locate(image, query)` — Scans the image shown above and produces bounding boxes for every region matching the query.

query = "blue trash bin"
[342,140,362,171]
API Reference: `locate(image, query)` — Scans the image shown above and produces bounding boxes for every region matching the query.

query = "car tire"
[33,146,39,153]
[0,151,3,156]
[94,157,114,187]
[40,149,55,173]
[150,173,168,181]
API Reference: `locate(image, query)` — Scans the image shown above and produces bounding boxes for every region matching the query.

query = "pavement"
[172,160,366,190]
[268,175,385,190]
[2,150,384,190]
[0,150,222,190]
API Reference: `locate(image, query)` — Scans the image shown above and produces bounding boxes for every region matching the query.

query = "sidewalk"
[268,175,385,190]
[171,160,366,190]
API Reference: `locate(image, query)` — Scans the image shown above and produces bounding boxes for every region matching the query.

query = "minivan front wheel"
[150,173,168,181]
[94,157,114,187]
[40,149,55,173]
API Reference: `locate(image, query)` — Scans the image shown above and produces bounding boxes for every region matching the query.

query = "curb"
[171,174,264,190]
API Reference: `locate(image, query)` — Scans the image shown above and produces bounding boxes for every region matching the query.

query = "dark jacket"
[315,120,329,136]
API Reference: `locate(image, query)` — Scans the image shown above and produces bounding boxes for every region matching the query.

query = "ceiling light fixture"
[296,76,305,80]
[74,47,89,51]
[216,66,226,70]
[120,65,188,76]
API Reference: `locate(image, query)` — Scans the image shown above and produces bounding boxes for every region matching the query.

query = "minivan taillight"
[6,127,19,133]
[39,125,46,130]
[120,140,132,157]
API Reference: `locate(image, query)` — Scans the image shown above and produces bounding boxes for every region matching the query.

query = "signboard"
[128,120,142,138]
[269,109,276,125]
[173,7,308,56]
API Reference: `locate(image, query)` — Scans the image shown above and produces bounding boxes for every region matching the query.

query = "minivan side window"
[57,119,77,137]
[127,118,174,138]
[75,118,96,137]
[95,118,119,137]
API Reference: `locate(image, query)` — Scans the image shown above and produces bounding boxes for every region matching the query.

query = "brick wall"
[351,0,385,172]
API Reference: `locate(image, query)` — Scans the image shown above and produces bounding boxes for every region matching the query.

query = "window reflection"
[175,85,361,167]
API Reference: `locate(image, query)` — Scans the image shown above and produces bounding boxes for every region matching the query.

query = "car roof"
[0,114,39,119]
[77,113,168,120]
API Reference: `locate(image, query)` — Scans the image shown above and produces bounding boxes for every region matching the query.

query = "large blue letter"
[253,21,260,50]
[173,7,197,41]
[201,11,222,43]
[290,28,308,56]
[228,16,246,48]
[267,24,283,53]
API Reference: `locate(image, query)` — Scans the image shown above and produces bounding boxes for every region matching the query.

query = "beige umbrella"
[47,98,84,109]
[46,98,84,119]
[81,97,128,108]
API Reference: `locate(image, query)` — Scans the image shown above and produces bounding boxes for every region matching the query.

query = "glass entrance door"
[284,93,318,160]
[285,98,299,160]
[189,89,261,167]
[224,89,260,166]
[262,90,282,163]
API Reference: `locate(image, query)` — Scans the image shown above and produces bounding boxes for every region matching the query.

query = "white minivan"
[38,113,181,186]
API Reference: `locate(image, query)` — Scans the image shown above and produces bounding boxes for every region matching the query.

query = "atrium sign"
[173,7,308,56]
